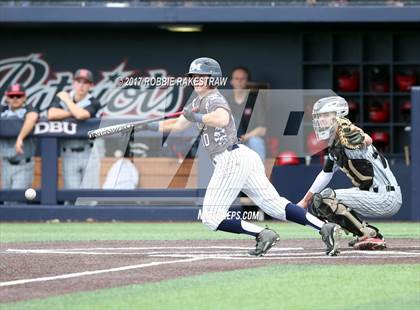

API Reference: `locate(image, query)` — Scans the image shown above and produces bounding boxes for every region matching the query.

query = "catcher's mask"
[312,96,349,141]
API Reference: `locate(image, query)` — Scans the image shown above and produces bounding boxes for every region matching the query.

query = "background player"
[228,67,266,160]
[146,57,342,256]
[48,69,102,189]
[0,84,38,198]
[298,96,402,250]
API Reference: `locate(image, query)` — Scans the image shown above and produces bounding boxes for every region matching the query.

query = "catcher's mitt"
[336,117,365,149]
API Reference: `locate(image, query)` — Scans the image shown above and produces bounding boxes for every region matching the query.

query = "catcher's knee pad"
[311,188,377,238]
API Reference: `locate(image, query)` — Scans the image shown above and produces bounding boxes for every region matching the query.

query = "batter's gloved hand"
[183,105,200,122]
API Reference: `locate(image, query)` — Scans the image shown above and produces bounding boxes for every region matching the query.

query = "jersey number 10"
[201,133,210,147]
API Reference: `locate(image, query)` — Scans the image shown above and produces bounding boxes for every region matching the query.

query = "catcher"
[298,96,402,250]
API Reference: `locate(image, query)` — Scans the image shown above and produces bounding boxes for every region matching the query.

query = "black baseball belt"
[227,143,240,151]
[7,157,32,165]
[212,143,241,165]
[372,185,395,193]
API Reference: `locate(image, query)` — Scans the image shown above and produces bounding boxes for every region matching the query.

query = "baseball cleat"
[320,223,342,256]
[249,228,280,257]
[353,237,386,250]
[348,237,359,247]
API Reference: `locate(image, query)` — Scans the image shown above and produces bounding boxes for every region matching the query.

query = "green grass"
[1,222,419,243]
[1,222,419,309]
[4,264,420,310]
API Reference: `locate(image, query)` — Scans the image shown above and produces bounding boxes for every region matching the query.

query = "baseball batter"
[298,96,402,250]
[146,57,342,256]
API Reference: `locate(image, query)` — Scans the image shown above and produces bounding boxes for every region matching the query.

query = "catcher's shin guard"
[311,188,377,238]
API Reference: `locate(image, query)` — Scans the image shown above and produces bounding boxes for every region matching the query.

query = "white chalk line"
[4,246,304,251]
[4,247,304,255]
[148,250,420,259]
[5,248,420,257]
[2,246,419,288]
[0,257,204,288]
[7,249,417,258]
[201,255,420,260]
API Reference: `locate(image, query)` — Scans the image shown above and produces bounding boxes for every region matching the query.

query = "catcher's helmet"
[312,96,349,141]
[188,57,222,77]
[275,151,300,166]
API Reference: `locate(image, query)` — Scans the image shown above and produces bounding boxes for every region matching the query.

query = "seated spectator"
[0,84,38,194]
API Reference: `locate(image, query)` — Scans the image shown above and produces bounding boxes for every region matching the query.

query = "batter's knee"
[201,212,220,231]
[200,204,223,231]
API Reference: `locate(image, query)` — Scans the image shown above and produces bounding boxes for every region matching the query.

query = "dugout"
[0,1,419,221]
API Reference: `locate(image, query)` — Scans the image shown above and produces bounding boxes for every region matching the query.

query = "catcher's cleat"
[353,237,386,250]
[320,223,342,256]
[249,228,280,257]
[349,231,385,248]
[348,237,359,247]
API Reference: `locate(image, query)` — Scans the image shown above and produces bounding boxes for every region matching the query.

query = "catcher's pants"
[202,144,289,230]
[335,186,402,217]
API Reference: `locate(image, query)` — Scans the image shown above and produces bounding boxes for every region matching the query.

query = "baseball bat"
[87,111,183,139]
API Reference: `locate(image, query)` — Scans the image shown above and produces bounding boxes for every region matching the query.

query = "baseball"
[25,188,36,200]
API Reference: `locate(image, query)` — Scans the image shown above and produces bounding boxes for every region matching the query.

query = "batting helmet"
[368,101,390,123]
[371,131,389,148]
[369,67,390,93]
[395,71,417,92]
[336,69,359,92]
[275,151,300,166]
[188,57,222,77]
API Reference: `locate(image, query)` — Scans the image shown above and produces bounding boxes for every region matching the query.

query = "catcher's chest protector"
[328,142,374,190]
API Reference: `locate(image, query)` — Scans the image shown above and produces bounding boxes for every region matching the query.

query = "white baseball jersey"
[325,143,402,217]
[192,90,290,230]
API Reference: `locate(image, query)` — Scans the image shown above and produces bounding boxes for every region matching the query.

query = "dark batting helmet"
[336,69,360,92]
[188,57,222,77]
[368,101,390,123]
[368,66,390,93]
[395,70,417,92]
[275,151,300,166]
[371,131,390,148]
